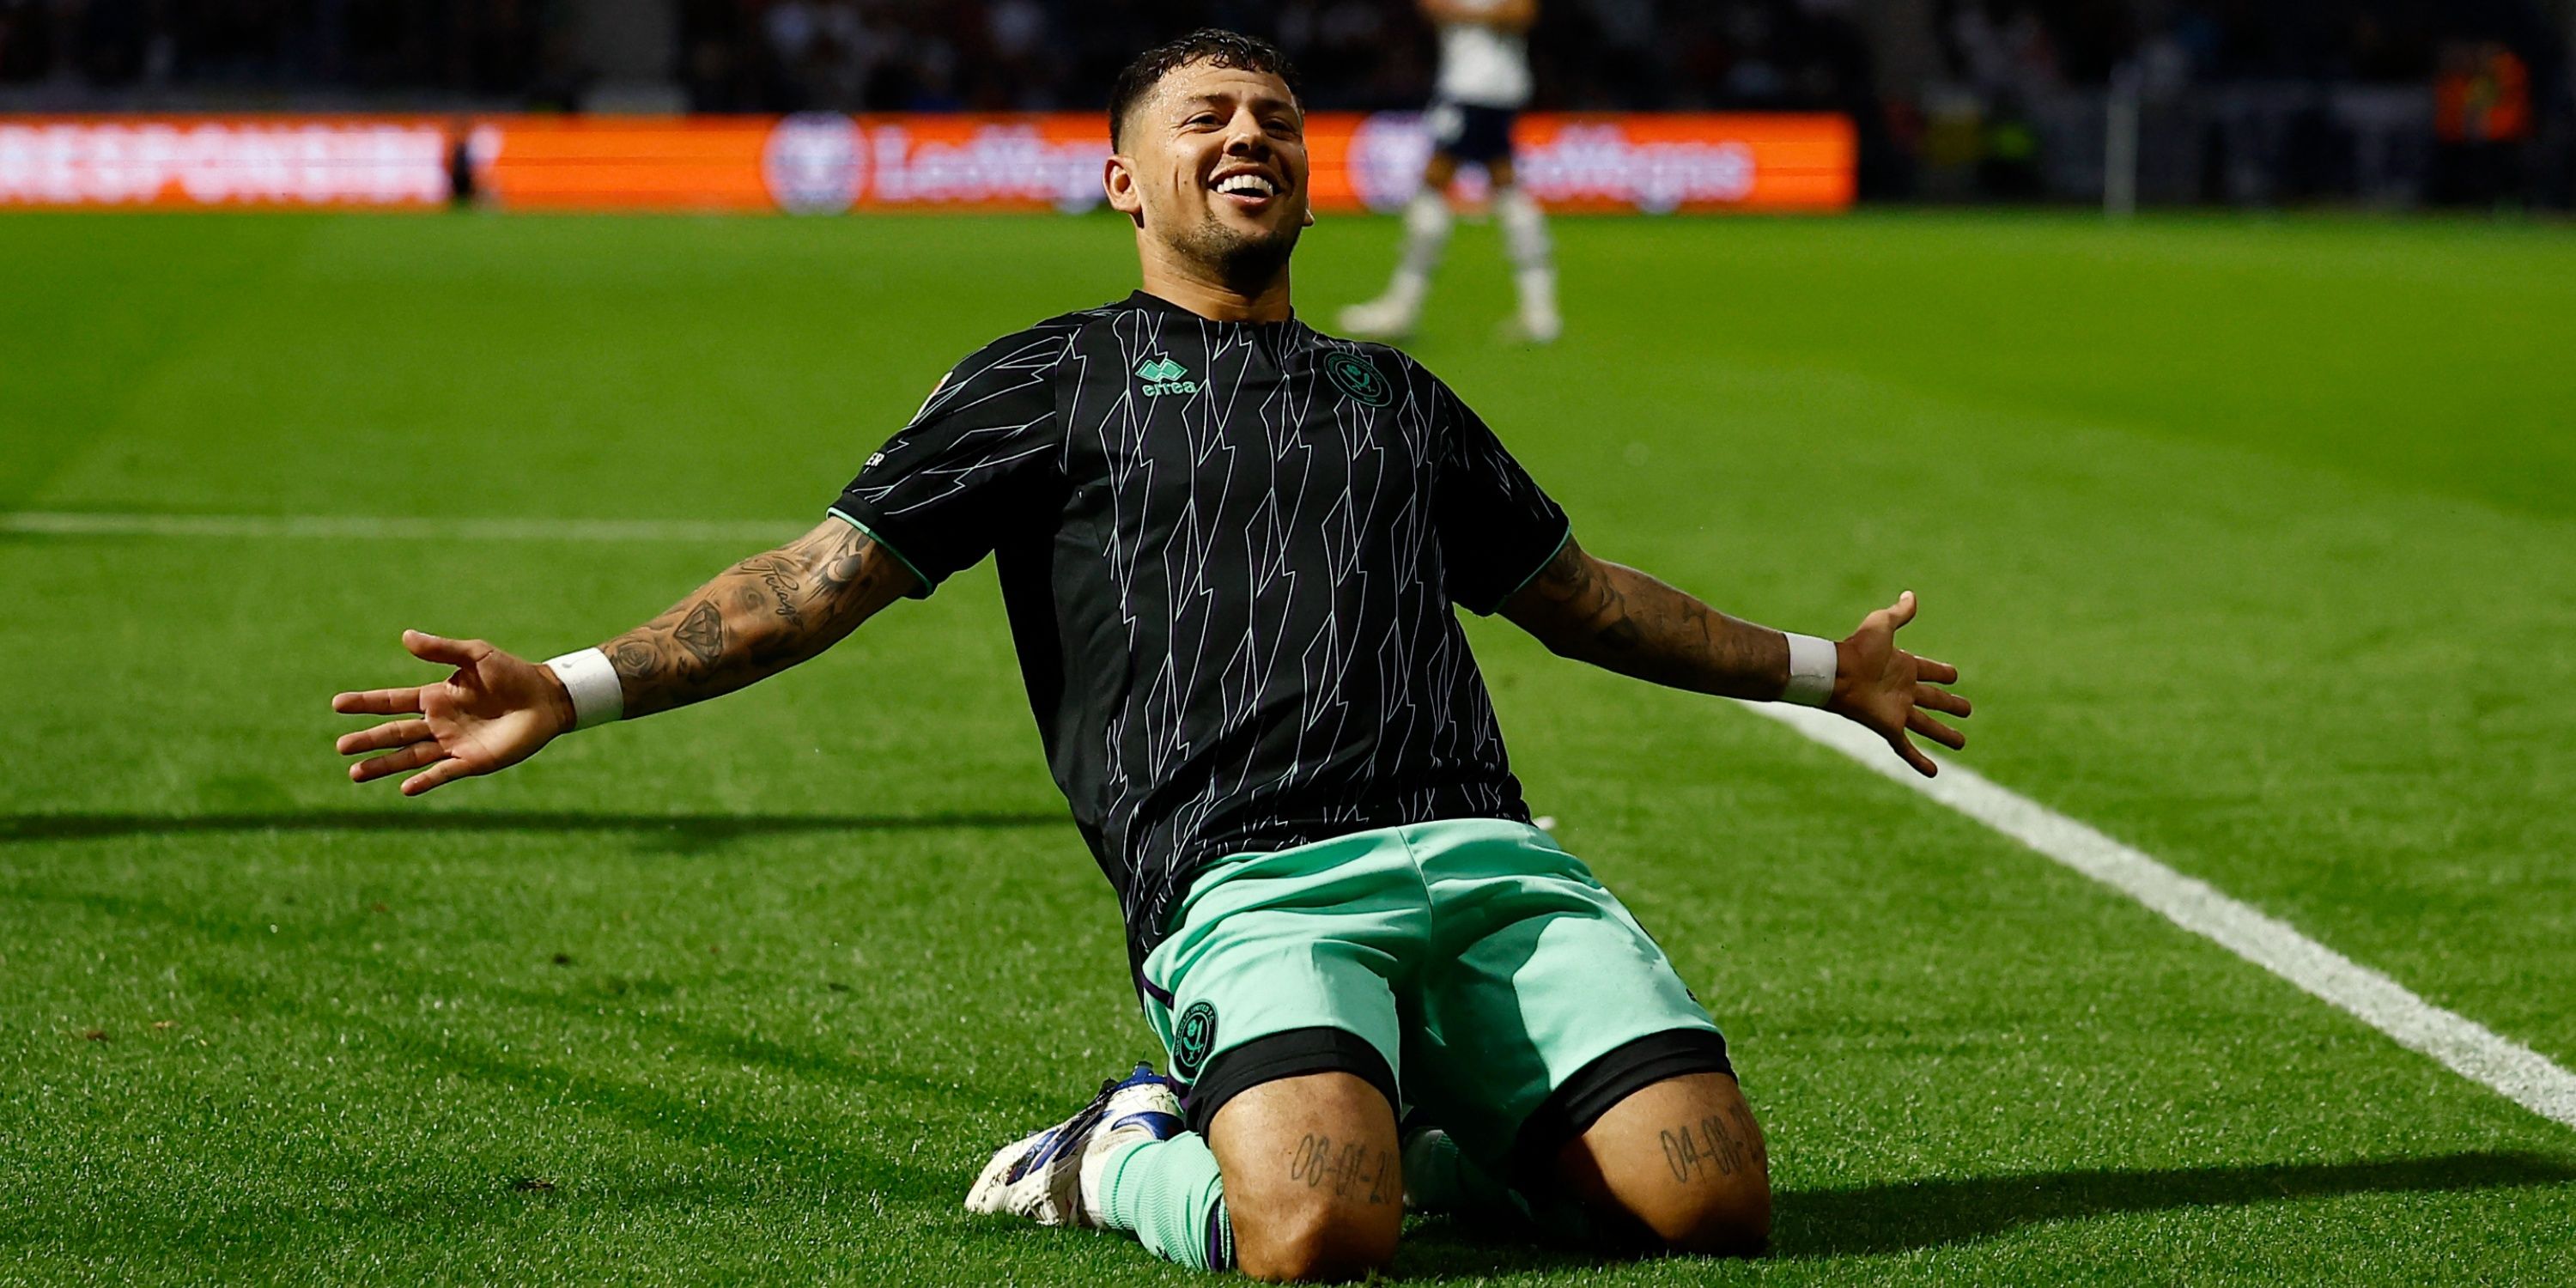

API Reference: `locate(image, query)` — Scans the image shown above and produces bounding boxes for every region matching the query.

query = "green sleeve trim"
[1484,520,1572,616]
[826,507,934,596]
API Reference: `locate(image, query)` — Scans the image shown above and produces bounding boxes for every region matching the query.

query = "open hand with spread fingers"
[1828,591,1971,777]
[331,630,575,796]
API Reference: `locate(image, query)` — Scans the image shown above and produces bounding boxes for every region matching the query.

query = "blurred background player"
[1339,0,1560,344]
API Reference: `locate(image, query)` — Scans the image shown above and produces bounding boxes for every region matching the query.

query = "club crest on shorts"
[1324,352,1393,407]
[1172,1000,1219,1078]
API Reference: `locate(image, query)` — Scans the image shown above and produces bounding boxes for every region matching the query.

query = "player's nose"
[1220,114,1268,156]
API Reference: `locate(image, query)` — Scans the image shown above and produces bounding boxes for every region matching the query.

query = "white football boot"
[1505,303,1563,345]
[1502,264,1562,344]
[963,1063,1184,1227]
[1337,295,1421,341]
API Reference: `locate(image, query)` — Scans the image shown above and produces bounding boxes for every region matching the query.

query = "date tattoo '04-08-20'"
[1660,1103,1763,1185]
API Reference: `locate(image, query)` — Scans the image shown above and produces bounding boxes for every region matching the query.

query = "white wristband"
[1780,633,1838,708]
[544,647,624,731]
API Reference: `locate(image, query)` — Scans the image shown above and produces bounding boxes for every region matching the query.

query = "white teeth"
[1215,174,1275,197]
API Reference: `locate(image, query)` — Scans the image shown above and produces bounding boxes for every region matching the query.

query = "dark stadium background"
[1,0,2568,207]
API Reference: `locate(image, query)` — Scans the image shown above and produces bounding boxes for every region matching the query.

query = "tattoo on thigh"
[1660,1111,1755,1185]
[1287,1133,1394,1205]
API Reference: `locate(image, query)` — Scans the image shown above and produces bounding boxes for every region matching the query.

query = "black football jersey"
[830,291,1569,968]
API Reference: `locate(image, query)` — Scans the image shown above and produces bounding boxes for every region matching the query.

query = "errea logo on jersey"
[1136,355,1198,397]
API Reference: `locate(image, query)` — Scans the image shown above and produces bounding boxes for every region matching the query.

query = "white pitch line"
[0,511,798,544]
[1746,701,2576,1132]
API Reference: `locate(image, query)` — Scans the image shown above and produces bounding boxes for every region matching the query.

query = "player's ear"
[1103,155,1145,227]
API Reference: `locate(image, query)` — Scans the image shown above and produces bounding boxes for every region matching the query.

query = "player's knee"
[1649,1169,1771,1259]
[1232,1196,1400,1282]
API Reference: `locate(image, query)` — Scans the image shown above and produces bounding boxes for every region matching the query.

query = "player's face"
[1109,63,1311,280]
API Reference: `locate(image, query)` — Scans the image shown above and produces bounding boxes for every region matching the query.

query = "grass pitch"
[4,210,2574,1285]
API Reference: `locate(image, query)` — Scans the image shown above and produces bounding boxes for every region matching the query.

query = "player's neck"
[1135,257,1294,324]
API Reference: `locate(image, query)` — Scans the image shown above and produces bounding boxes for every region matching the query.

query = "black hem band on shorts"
[1510,1029,1735,1176]
[1182,1027,1400,1136]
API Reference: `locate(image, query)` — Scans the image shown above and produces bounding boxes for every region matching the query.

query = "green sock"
[1404,1128,1596,1244]
[1102,1133,1234,1271]
[1510,1188,1601,1246]
[1400,1127,1516,1215]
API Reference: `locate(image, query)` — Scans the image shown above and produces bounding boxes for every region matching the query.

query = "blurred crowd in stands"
[698,0,1886,114]
[0,0,1884,113]
[0,1,556,98]
[0,0,2567,204]
[1941,0,2562,94]
[1920,1,2567,204]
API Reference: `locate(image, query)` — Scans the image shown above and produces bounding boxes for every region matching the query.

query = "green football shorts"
[1138,817,1730,1172]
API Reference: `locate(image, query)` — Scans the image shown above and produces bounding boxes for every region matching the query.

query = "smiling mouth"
[1211,172,1282,204]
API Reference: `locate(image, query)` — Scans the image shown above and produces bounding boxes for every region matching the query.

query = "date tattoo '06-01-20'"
[1288,1133,1394,1205]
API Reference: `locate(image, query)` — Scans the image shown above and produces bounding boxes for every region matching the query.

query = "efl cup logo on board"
[762,113,866,215]
[1348,112,1433,213]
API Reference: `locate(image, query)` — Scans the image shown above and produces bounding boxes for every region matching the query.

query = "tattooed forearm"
[744,556,810,630]
[609,638,664,682]
[673,600,725,669]
[1287,1133,1397,1205]
[1499,536,1792,700]
[599,519,914,719]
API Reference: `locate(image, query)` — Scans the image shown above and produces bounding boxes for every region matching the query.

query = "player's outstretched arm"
[1498,535,1970,776]
[331,519,915,796]
[592,518,914,718]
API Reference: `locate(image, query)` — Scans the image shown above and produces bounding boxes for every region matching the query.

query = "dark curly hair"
[1107,28,1302,151]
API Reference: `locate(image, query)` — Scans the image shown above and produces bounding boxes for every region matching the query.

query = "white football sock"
[1496,185,1557,323]
[1385,191,1453,311]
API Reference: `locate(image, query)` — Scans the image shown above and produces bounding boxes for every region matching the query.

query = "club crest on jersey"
[1324,352,1394,407]
[1136,355,1198,397]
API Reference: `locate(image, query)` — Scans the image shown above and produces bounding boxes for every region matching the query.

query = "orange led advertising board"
[1,112,1852,215]
[471,112,1853,215]
[0,117,452,208]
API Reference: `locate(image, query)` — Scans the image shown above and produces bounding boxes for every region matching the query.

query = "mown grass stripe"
[12,504,2571,1131]
[0,510,796,544]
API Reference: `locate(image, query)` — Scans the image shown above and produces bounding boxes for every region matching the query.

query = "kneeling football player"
[331,30,1969,1280]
